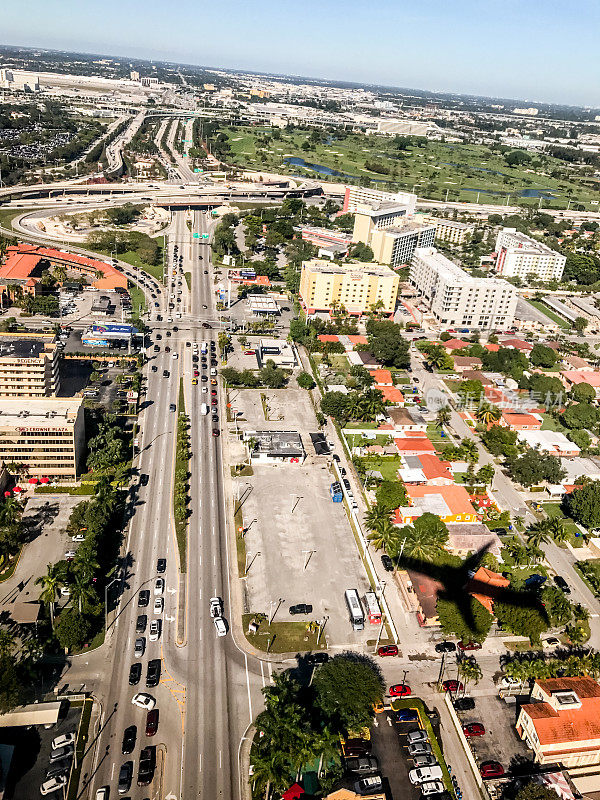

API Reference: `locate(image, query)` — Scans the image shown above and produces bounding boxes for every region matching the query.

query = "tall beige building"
[300,259,399,316]
[0,398,85,480]
[0,334,60,398]
[353,206,436,269]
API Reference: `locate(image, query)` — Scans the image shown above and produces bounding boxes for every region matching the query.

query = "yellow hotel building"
[299,259,399,317]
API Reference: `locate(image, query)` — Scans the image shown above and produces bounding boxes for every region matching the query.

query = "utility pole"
[244,550,260,577]
[302,549,316,570]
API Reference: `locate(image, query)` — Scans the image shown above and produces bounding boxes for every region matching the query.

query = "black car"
[163,369,169,378]
[146,659,161,688]
[343,479,351,491]
[137,746,155,786]
[157,558,166,573]
[138,590,150,607]
[153,345,159,352]
[289,603,313,615]
[151,365,157,372]
[381,554,394,572]
[212,413,219,422]
[339,467,346,476]
[453,696,475,711]
[129,663,142,685]
[169,403,176,412]
[192,355,199,363]
[118,760,133,794]
[140,473,149,486]
[435,641,456,654]
[121,725,137,755]
[554,575,571,594]
[332,454,340,463]
[136,615,147,633]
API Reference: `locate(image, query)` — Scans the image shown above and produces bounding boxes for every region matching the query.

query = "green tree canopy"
[481,425,519,458]
[494,600,548,644]
[566,481,600,530]
[55,608,92,651]
[529,343,557,368]
[570,382,596,403]
[313,653,384,734]
[562,403,598,430]
[436,597,492,643]
[365,319,410,369]
[507,450,566,488]
[296,372,315,390]
[375,481,407,512]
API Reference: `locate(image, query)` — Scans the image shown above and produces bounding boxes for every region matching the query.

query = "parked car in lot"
[457,640,481,651]
[345,756,379,774]
[389,683,411,697]
[434,641,456,653]
[377,644,398,657]
[118,760,133,794]
[353,775,383,795]
[40,775,68,795]
[343,739,372,757]
[45,759,71,780]
[406,730,428,745]
[412,754,438,768]
[542,636,561,649]
[420,779,445,796]
[463,722,485,737]
[51,732,75,750]
[407,742,432,757]
[409,765,443,784]
[121,725,136,754]
[381,554,394,572]
[145,708,159,736]
[289,603,313,615]
[49,744,73,762]
[453,696,475,711]
[442,679,463,692]
[129,662,142,685]
[480,761,505,778]
[131,692,155,710]
[393,709,420,723]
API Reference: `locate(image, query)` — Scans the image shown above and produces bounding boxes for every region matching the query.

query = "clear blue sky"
[2,0,600,106]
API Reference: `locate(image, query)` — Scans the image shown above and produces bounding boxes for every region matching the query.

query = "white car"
[131,692,156,710]
[71,533,85,542]
[214,617,227,637]
[95,789,109,800]
[51,732,75,750]
[172,352,178,359]
[153,597,164,615]
[209,597,223,618]
[41,775,68,795]
[542,636,561,649]
[498,676,522,688]
[149,619,161,641]
[421,780,445,796]
[154,578,164,595]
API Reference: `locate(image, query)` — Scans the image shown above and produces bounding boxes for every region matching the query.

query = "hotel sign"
[18,427,70,434]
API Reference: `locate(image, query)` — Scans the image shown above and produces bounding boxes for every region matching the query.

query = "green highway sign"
[193,233,200,239]
[202,233,209,239]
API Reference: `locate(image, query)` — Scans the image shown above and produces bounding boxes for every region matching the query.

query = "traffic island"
[242,613,328,654]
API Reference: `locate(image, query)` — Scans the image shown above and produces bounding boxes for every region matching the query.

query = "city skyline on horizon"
[1,0,599,108]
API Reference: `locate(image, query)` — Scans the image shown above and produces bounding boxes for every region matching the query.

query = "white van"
[201,403,209,415]
[409,766,443,785]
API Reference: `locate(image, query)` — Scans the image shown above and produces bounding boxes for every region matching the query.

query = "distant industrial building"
[410,247,517,330]
[0,398,84,480]
[342,186,417,216]
[300,259,399,317]
[374,119,432,136]
[0,69,40,92]
[494,228,566,282]
[0,334,60,398]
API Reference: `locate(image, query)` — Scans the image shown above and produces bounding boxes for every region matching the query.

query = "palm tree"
[475,404,501,426]
[355,389,385,421]
[401,523,447,560]
[458,656,482,693]
[436,406,451,430]
[35,563,63,628]
[69,574,96,614]
[526,520,551,550]
[52,265,67,284]
[460,438,479,465]
[0,496,23,528]
[73,550,100,582]
[364,504,391,534]
[546,517,569,544]
[367,519,401,554]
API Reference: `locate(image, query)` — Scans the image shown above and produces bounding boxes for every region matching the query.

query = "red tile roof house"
[453,356,483,373]
[442,338,470,352]
[378,386,405,405]
[561,371,600,394]
[499,338,534,352]
[499,410,543,431]
[398,453,454,486]
[369,369,393,386]
[484,343,500,352]
[393,436,436,457]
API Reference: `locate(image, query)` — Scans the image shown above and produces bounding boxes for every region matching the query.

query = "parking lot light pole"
[269,597,283,625]
[244,550,260,577]
[302,549,316,570]
[291,495,303,514]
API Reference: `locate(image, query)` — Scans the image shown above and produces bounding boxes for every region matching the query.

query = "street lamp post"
[302,549,316,570]
[244,550,260,577]
[105,577,120,632]
[269,597,283,625]
[317,615,329,646]
[291,495,303,514]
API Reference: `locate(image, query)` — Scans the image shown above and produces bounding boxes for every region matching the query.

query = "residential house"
[393,436,436,457]
[395,484,480,524]
[446,523,502,559]
[563,355,593,371]
[460,370,494,386]
[518,430,581,458]
[442,338,469,353]
[388,407,428,433]
[453,356,483,373]
[561,371,600,395]
[369,369,393,386]
[467,566,510,614]
[378,386,405,405]
[398,453,454,486]
[516,677,600,774]
[500,411,543,431]
[500,337,534,352]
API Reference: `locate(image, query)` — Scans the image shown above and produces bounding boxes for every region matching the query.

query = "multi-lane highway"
[78,208,269,800]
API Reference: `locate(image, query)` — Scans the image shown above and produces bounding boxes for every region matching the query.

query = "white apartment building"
[494,228,566,282]
[424,217,475,245]
[410,248,517,330]
[343,186,417,216]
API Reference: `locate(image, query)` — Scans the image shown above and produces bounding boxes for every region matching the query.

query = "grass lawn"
[528,300,570,329]
[114,247,164,281]
[361,455,403,481]
[540,413,568,432]
[345,421,380,430]
[313,352,350,375]
[174,378,189,571]
[184,271,192,291]
[128,283,146,315]
[242,613,328,654]
[541,502,585,545]
[0,207,40,232]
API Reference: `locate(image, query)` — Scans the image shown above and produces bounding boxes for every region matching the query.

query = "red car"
[212,429,220,437]
[377,644,398,657]
[193,370,199,377]
[145,709,159,736]
[480,761,504,778]
[389,684,411,697]
[442,680,464,693]
[458,641,482,651]
[463,723,485,738]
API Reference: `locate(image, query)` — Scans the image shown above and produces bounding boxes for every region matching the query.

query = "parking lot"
[229,387,316,433]
[456,693,531,772]
[0,702,82,799]
[370,711,423,800]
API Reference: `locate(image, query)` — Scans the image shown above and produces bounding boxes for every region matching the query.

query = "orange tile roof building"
[500,411,542,430]
[378,386,404,405]
[0,244,128,294]
[395,483,479,524]
[517,677,600,771]
[467,566,510,614]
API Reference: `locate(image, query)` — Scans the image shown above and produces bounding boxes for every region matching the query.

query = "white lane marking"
[260,659,266,688]
[219,750,222,769]
[268,662,273,683]
[199,753,202,772]
[111,763,116,779]
[245,653,253,721]
[213,555,216,566]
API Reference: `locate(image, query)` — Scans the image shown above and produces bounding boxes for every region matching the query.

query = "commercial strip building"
[0,334,60,397]
[242,430,305,463]
[494,228,566,282]
[299,259,399,316]
[409,247,517,330]
[0,244,128,300]
[0,398,85,480]
[342,186,417,216]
